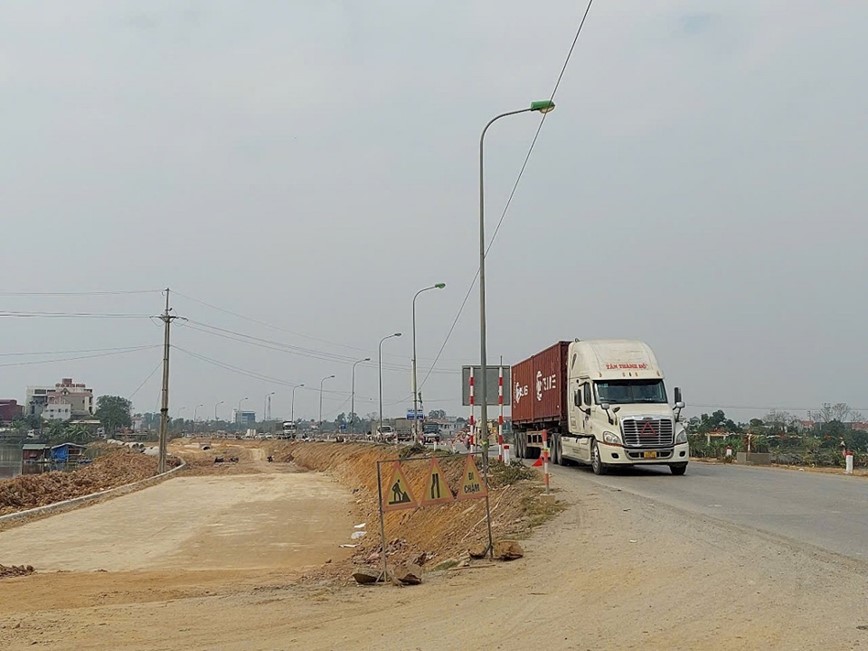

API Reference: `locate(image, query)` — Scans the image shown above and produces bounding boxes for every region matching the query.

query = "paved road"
[550,460,868,562]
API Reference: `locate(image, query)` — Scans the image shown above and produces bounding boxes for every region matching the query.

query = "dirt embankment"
[0,448,165,517]
[266,442,562,577]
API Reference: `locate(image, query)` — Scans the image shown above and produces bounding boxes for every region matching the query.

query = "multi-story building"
[232,410,256,426]
[42,404,72,422]
[48,378,94,417]
[28,378,95,420]
[26,386,53,419]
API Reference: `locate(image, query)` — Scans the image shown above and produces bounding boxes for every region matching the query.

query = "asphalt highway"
[551,460,868,562]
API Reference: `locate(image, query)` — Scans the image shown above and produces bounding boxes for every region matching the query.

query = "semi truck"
[511,339,689,475]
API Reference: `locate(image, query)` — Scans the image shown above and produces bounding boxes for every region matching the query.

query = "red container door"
[510,357,535,425]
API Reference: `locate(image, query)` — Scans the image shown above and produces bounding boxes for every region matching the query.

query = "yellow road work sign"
[420,457,454,506]
[457,454,488,501]
[382,462,417,511]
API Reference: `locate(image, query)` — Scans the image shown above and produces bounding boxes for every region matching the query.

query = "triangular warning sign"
[456,454,488,501]
[382,462,418,511]
[420,457,454,506]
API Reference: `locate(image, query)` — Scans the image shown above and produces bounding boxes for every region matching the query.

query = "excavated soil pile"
[0,448,162,516]
[266,442,562,578]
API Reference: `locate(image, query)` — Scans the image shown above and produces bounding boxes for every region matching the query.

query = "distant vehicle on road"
[281,421,297,439]
[422,423,441,444]
[376,425,394,442]
[511,339,689,475]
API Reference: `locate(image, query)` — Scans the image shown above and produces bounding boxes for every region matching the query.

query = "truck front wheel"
[591,441,607,475]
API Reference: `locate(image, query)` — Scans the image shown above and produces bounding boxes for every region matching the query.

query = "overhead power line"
[420,0,596,390]
[128,360,164,401]
[0,345,159,368]
[172,290,370,354]
[0,311,151,319]
[0,289,162,296]
[177,318,459,375]
[172,345,368,399]
[0,345,157,357]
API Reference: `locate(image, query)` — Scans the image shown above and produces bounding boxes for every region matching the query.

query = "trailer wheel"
[514,435,523,459]
[591,441,607,475]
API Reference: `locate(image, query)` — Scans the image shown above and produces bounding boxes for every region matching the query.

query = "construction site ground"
[0,440,866,650]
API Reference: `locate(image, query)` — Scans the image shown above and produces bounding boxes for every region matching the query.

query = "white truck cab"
[559,339,688,475]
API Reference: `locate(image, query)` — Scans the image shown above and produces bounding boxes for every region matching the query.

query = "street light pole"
[214,400,223,421]
[412,284,446,442]
[378,332,402,438]
[319,375,335,431]
[193,403,203,435]
[351,357,371,433]
[478,100,555,455]
[291,384,304,423]
[264,391,275,423]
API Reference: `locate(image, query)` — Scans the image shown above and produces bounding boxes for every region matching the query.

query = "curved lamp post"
[478,100,555,453]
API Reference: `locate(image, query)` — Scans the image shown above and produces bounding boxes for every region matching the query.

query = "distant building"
[26,386,53,419]
[49,442,86,464]
[22,443,49,462]
[0,399,24,423]
[42,404,72,422]
[27,378,95,421]
[47,378,94,418]
[232,409,256,426]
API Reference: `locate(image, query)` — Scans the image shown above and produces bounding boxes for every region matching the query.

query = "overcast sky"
[1,1,866,424]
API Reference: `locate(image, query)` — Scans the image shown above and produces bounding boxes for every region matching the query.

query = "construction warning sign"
[420,457,454,506]
[456,454,488,501]
[382,462,418,511]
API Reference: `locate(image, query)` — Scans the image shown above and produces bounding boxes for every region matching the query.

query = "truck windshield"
[595,380,667,405]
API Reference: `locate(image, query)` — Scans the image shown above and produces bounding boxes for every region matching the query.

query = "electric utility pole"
[158,288,178,474]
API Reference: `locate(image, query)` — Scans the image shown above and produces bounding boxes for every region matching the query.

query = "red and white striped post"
[845,448,854,475]
[542,429,550,495]
[497,366,504,462]
[468,367,476,452]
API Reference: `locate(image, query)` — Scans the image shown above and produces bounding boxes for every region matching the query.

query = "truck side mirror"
[600,402,614,425]
[673,387,684,422]
[574,391,580,408]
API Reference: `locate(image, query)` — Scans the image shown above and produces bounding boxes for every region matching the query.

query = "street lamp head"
[394,332,402,337]
[434,283,446,289]
[530,99,556,114]
[364,357,371,361]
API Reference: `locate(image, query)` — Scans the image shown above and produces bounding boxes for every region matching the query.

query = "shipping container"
[511,341,570,428]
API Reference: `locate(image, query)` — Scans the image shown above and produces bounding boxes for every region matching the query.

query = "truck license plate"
[643,451,657,459]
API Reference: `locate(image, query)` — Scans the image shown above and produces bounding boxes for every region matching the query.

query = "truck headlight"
[602,431,621,445]
[675,429,687,444]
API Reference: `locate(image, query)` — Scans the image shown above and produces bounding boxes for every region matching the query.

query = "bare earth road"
[2,456,868,650]
[556,460,868,561]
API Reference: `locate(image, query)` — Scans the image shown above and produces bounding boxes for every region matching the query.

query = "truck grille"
[621,418,673,447]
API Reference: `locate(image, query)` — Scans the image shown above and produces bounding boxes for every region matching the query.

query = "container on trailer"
[511,341,570,426]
